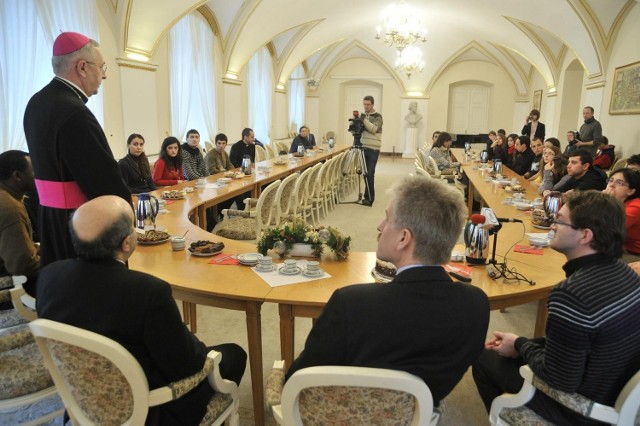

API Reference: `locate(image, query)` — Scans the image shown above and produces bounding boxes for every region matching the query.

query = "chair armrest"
[221,209,252,218]
[10,284,37,321]
[265,360,286,408]
[245,198,258,208]
[489,365,537,424]
[205,350,238,396]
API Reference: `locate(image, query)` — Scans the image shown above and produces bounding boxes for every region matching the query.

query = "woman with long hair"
[118,133,156,194]
[429,131,460,173]
[538,147,569,195]
[505,133,518,167]
[604,168,640,261]
[153,136,185,186]
[488,133,507,164]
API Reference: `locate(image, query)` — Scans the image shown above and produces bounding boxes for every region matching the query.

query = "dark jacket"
[286,266,489,405]
[118,154,156,194]
[555,167,607,192]
[37,258,213,425]
[511,148,535,176]
[521,121,546,140]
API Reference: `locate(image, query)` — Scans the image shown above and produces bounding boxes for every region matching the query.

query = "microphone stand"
[488,223,502,265]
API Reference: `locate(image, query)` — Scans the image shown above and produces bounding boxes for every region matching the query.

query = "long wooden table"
[130,146,348,426]
[130,146,566,425]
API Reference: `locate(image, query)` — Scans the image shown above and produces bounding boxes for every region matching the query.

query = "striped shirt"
[516,254,640,410]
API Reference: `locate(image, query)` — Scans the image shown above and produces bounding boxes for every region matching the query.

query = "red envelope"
[514,244,544,255]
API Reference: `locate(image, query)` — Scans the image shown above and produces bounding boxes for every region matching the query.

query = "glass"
[607,178,629,187]
[551,219,581,230]
[85,61,107,74]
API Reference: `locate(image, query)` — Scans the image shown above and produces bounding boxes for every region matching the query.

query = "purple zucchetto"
[53,32,90,56]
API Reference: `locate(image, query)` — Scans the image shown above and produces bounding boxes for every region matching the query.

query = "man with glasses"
[473,190,640,424]
[24,32,130,266]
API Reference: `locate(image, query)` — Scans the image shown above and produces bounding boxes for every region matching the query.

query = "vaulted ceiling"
[111,0,637,95]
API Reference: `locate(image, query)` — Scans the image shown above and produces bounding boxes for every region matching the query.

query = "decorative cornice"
[223,78,242,86]
[115,57,158,71]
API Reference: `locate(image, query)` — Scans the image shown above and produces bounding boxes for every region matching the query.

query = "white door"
[343,85,382,145]
[448,85,490,135]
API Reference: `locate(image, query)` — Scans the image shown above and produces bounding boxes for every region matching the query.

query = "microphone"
[470,214,486,225]
[496,217,523,223]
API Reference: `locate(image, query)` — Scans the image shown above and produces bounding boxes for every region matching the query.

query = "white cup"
[306,261,320,271]
[504,197,514,205]
[171,237,185,251]
[284,259,297,270]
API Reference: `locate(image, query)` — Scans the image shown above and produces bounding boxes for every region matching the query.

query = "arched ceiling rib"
[114,0,636,93]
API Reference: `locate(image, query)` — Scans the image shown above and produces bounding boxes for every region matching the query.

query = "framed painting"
[533,90,542,113]
[610,61,640,114]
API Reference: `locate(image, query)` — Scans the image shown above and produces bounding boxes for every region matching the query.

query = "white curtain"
[35,0,103,124]
[169,15,194,141]
[248,47,273,145]
[0,1,52,152]
[169,12,217,143]
[288,65,305,133]
[191,13,217,143]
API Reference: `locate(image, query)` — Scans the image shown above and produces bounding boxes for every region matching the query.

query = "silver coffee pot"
[136,193,159,229]
[241,155,252,175]
[464,218,489,265]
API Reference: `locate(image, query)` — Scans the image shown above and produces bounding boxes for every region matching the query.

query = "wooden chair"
[301,163,323,225]
[490,365,640,425]
[415,164,431,177]
[255,145,267,163]
[266,361,440,426]
[292,167,314,222]
[308,158,333,221]
[215,180,281,240]
[609,157,627,176]
[204,141,214,152]
[274,173,299,224]
[30,319,239,426]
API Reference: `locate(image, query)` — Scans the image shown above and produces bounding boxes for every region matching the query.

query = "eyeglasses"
[551,219,581,230]
[606,178,629,187]
[85,61,107,75]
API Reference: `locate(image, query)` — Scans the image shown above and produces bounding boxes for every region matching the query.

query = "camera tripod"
[340,135,371,205]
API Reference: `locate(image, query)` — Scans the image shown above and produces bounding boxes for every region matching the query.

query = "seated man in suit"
[286,175,490,407]
[36,195,247,425]
[473,190,640,424]
[289,125,316,153]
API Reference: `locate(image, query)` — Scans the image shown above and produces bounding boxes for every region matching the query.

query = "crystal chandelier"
[395,46,424,78]
[375,0,427,52]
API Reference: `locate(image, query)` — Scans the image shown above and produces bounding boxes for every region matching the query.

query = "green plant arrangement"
[257,216,351,260]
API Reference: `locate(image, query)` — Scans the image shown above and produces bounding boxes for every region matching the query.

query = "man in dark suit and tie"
[286,175,490,407]
[36,195,246,425]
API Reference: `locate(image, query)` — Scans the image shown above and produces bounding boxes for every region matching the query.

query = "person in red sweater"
[604,168,640,262]
[153,136,184,186]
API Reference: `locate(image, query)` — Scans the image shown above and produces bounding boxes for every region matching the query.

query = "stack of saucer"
[279,259,302,275]
[303,260,324,277]
[255,256,276,272]
[237,253,263,266]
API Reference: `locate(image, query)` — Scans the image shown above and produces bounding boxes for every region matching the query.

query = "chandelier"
[375,0,427,52]
[395,46,424,78]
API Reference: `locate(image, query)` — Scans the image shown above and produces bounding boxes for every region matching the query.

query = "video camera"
[348,110,365,141]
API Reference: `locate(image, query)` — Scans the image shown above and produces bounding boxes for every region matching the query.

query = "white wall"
[599,4,640,157]
[427,61,518,137]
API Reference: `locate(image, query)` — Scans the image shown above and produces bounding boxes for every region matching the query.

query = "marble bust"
[405,102,423,128]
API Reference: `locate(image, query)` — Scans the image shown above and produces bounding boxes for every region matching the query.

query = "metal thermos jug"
[480,150,489,164]
[464,217,489,265]
[493,159,503,175]
[241,155,252,175]
[136,193,159,229]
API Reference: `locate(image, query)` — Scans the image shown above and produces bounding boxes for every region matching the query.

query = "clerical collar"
[54,76,89,101]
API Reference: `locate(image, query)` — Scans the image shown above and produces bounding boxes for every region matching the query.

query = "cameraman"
[360,95,383,206]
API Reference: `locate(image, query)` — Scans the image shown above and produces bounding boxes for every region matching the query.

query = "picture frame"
[609,61,640,115]
[533,90,542,113]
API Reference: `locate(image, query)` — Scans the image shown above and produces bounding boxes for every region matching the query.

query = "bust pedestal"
[403,127,418,158]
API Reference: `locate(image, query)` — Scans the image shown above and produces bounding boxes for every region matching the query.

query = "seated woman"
[604,168,640,262]
[533,145,561,186]
[429,132,460,174]
[488,133,507,164]
[538,149,569,196]
[153,136,184,186]
[505,133,518,167]
[118,133,156,194]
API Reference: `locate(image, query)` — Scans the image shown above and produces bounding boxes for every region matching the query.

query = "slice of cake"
[373,259,396,282]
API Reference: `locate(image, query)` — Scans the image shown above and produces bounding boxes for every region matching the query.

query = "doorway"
[448,83,491,134]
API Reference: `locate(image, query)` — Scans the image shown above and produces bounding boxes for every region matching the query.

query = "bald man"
[36,196,246,425]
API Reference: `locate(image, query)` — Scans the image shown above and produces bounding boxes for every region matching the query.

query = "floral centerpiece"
[257,216,351,260]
